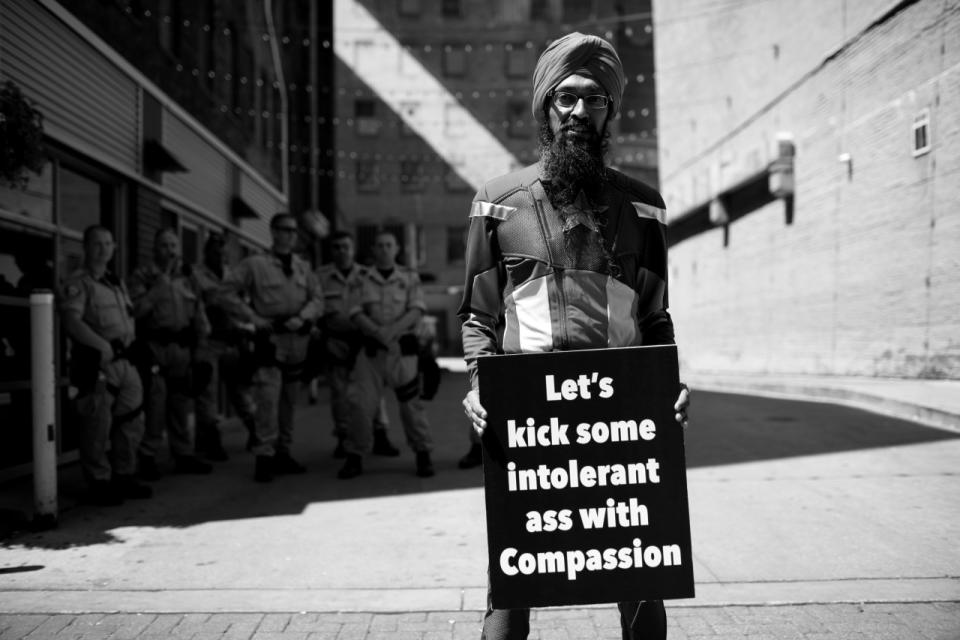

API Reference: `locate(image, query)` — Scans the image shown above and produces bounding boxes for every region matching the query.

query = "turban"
[531,32,626,123]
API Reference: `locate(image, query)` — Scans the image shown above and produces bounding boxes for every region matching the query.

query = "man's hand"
[98,343,115,369]
[283,316,305,332]
[251,315,273,331]
[463,389,488,436]
[674,383,691,429]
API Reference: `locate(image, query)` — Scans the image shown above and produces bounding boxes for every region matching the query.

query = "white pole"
[30,290,58,529]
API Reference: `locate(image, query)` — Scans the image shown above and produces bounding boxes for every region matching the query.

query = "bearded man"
[458,32,690,640]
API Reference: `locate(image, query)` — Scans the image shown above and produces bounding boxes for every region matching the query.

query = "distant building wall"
[654,0,960,379]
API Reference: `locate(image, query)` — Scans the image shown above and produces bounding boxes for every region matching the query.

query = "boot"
[138,454,161,482]
[86,480,124,506]
[197,425,229,461]
[332,437,347,459]
[337,454,363,480]
[254,455,274,483]
[175,455,213,475]
[457,443,483,469]
[415,451,435,478]
[112,474,153,500]
[273,452,306,475]
[372,429,400,457]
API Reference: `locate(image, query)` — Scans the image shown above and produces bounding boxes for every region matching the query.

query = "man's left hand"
[674,383,690,429]
[284,316,305,332]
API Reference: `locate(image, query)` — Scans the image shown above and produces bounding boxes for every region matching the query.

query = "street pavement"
[1,363,959,639]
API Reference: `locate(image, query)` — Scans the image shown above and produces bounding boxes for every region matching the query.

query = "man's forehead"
[555,73,603,93]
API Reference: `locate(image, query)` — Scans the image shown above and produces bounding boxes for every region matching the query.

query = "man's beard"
[538,118,613,270]
[538,117,607,208]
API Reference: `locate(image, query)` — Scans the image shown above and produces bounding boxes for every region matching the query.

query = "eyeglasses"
[549,90,611,111]
[272,226,298,234]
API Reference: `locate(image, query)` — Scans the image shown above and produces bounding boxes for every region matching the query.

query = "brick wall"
[654,0,960,379]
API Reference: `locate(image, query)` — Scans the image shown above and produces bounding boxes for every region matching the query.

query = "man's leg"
[108,361,151,499]
[481,579,530,640]
[337,351,384,478]
[617,600,667,640]
[389,352,434,476]
[273,371,306,474]
[137,361,166,480]
[250,365,282,482]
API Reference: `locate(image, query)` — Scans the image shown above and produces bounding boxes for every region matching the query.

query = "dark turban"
[531,32,626,123]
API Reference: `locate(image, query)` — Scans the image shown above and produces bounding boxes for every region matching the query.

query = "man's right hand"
[98,343,115,369]
[251,315,273,331]
[463,389,487,436]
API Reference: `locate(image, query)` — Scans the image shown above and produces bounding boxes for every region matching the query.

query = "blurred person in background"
[458,32,690,640]
[221,213,324,482]
[60,225,152,505]
[129,228,212,480]
[337,230,435,479]
[192,233,259,461]
[315,230,399,459]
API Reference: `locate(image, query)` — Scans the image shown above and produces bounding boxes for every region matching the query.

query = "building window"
[507,100,529,138]
[446,225,466,264]
[505,42,534,78]
[400,160,426,192]
[399,0,421,17]
[913,108,931,157]
[442,0,461,18]
[355,159,380,193]
[443,44,467,77]
[355,99,381,136]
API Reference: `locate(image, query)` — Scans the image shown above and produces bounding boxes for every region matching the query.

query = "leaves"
[0,80,47,189]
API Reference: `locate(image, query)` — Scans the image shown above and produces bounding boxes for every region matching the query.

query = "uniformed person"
[337,230,435,479]
[60,225,152,505]
[128,228,212,479]
[315,230,399,458]
[192,233,258,460]
[221,213,324,482]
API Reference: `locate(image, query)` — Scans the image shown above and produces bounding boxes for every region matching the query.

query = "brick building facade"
[654,0,959,379]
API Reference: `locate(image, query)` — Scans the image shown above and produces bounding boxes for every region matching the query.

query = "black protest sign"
[478,345,694,609]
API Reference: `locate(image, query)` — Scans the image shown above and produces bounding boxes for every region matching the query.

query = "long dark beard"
[538,119,615,271]
[538,118,608,208]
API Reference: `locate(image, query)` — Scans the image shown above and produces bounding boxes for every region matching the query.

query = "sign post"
[478,345,693,609]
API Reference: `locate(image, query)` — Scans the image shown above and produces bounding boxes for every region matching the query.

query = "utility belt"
[363,333,419,357]
[142,326,198,348]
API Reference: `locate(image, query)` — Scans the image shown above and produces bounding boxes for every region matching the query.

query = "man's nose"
[570,96,591,118]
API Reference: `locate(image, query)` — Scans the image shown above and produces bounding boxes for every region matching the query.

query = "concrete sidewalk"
[1,366,959,638]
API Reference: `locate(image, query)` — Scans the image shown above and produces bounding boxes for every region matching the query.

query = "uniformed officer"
[60,225,152,505]
[221,213,324,482]
[315,230,399,458]
[337,230,435,479]
[128,228,212,479]
[192,233,258,460]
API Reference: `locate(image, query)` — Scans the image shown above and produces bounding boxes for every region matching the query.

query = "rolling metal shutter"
[161,110,232,221]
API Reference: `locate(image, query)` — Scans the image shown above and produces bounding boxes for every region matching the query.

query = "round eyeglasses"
[549,90,611,110]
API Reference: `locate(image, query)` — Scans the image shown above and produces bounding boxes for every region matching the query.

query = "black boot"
[416,451,435,478]
[138,454,161,482]
[372,429,400,457]
[254,455,274,483]
[273,452,306,475]
[457,443,483,469]
[112,474,153,499]
[337,454,363,480]
[332,437,346,459]
[86,480,124,506]
[175,455,213,475]
[197,425,229,461]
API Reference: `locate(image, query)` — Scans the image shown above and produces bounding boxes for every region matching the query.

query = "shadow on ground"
[1,372,956,549]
